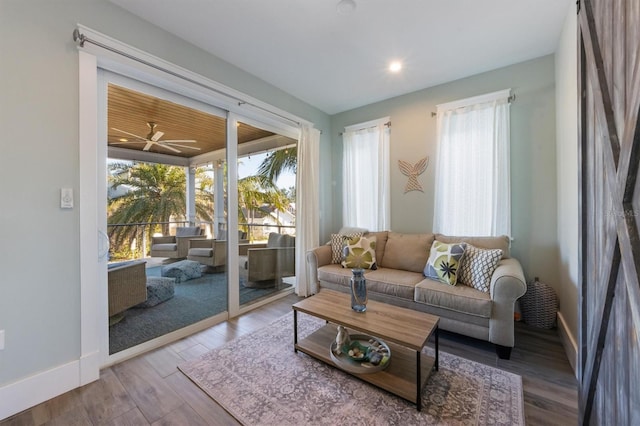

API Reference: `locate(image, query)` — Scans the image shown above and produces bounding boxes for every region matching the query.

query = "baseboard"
[557,311,578,378]
[0,360,80,421]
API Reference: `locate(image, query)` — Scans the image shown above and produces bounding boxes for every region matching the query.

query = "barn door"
[578,0,640,424]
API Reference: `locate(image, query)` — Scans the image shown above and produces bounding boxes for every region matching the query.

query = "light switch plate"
[61,188,73,209]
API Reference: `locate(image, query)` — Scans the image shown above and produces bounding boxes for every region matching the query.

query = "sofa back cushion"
[435,234,510,258]
[381,232,435,273]
[365,231,388,266]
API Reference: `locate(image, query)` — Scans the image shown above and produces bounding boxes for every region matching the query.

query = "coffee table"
[293,289,439,411]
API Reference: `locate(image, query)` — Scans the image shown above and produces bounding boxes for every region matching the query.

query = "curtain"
[342,120,390,231]
[433,90,511,237]
[295,125,320,296]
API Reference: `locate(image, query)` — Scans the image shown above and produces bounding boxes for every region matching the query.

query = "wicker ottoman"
[136,277,175,308]
[161,259,202,283]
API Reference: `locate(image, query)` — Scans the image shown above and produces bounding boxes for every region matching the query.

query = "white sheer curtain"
[342,118,390,232]
[433,89,511,237]
[295,125,321,296]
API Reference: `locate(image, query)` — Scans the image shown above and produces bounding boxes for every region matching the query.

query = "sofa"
[306,231,526,359]
[240,232,295,285]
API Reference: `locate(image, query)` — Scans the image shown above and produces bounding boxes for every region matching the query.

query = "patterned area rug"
[179,314,524,425]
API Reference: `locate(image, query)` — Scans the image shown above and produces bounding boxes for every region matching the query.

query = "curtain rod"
[339,121,391,136]
[72,28,305,129]
[430,94,515,117]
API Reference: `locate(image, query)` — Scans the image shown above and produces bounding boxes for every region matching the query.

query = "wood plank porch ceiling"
[107,84,282,159]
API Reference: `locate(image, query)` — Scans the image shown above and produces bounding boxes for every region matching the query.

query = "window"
[342,117,390,231]
[433,89,511,237]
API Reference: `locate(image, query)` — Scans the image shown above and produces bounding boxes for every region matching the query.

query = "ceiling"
[108,84,295,160]
[108,0,573,115]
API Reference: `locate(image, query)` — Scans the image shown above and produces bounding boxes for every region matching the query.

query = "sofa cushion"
[380,232,435,273]
[365,231,388,266]
[364,268,424,300]
[318,264,355,287]
[414,278,492,318]
[330,232,363,264]
[342,235,377,269]
[435,234,510,258]
[458,244,502,292]
[424,241,466,286]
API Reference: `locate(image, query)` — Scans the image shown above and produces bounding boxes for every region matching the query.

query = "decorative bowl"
[341,341,370,362]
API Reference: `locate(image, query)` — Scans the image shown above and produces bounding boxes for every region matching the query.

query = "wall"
[554,8,579,372]
[0,0,330,396]
[330,56,559,290]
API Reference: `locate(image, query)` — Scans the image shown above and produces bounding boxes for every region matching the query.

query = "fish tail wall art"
[398,156,429,193]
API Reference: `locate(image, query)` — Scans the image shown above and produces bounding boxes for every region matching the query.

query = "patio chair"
[150,226,205,259]
[240,232,295,284]
[108,260,147,318]
[187,239,227,269]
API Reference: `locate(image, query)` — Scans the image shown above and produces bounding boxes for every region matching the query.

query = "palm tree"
[108,161,213,258]
[257,146,297,182]
[237,174,289,239]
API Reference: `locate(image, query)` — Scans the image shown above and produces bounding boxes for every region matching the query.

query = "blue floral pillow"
[424,241,467,285]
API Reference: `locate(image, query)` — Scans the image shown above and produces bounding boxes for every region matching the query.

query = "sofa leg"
[495,345,512,360]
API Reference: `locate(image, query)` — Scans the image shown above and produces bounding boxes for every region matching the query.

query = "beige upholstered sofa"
[240,232,295,284]
[150,226,205,259]
[306,231,526,359]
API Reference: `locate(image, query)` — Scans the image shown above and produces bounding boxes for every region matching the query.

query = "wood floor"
[1,294,577,425]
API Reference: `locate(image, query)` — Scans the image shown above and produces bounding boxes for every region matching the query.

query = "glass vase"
[350,268,368,312]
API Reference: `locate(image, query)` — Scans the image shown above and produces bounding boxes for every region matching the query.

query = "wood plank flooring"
[1,294,577,425]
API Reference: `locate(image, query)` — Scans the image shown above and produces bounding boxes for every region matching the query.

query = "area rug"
[178,313,524,425]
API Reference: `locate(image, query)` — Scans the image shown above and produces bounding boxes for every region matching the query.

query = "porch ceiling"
[107,84,288,159]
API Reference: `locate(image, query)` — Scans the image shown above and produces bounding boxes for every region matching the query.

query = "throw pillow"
[341,235,377,269]
[423,241,466,286]
[330,232,363,264]
[458,244,503,292]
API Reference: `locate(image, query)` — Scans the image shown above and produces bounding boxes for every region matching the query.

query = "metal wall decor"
[398,157,428,193]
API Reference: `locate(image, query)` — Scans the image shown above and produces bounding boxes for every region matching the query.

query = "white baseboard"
[0,360,81,421]
[557,311,578,378]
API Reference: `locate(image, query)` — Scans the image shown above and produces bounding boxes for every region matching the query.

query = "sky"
[238,152,295,190]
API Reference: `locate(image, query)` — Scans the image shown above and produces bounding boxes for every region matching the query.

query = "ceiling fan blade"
[155,143,181,153]
[160,139,198,143]
[143,141,155,151]
[109,141,146,145]
[151,131,164,141]
[163,143,201,150]
[111,128,148,140]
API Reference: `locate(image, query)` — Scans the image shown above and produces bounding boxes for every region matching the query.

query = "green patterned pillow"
[341,235,377,269]
[330,232,363,264]
[458,244,503,292]
[423,241,467,285]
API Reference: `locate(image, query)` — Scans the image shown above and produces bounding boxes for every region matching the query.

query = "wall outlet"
[0,330,4,350]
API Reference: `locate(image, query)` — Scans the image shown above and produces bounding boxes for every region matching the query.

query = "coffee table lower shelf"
[295,324,435,407]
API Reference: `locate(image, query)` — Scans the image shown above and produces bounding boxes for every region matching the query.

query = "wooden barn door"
[578,0,640,424]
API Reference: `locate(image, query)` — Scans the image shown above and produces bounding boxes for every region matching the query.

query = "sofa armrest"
[175,235,206,257]
[239,243,267,256]
[306,245,332,293]
[488,258,527,347]
[246,247,295,281]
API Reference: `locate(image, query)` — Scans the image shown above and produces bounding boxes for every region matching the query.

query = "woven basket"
[520,277,558,329]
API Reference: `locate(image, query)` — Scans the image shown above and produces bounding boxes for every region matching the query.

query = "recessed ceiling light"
[119,138,128,142]
[389,61,402,73]
[337,0,357,15]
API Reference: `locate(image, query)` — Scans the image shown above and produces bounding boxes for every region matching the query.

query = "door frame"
[78,26,303,373]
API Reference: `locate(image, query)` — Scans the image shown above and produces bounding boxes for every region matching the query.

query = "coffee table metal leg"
[293,310,298,353]
[435,326,439,371]
[416,350,422,411]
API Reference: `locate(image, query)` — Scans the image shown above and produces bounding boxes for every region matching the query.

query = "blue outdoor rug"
[109,268,287,354]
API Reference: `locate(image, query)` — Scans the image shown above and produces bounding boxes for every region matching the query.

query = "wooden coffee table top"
[293,289,439,351]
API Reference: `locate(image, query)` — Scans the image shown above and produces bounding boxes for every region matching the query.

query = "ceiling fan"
[110,122,201,153]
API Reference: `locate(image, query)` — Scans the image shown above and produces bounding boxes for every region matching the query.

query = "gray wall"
[0,0,331,386]
[330,56,559,291]
[555,9,579,367]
